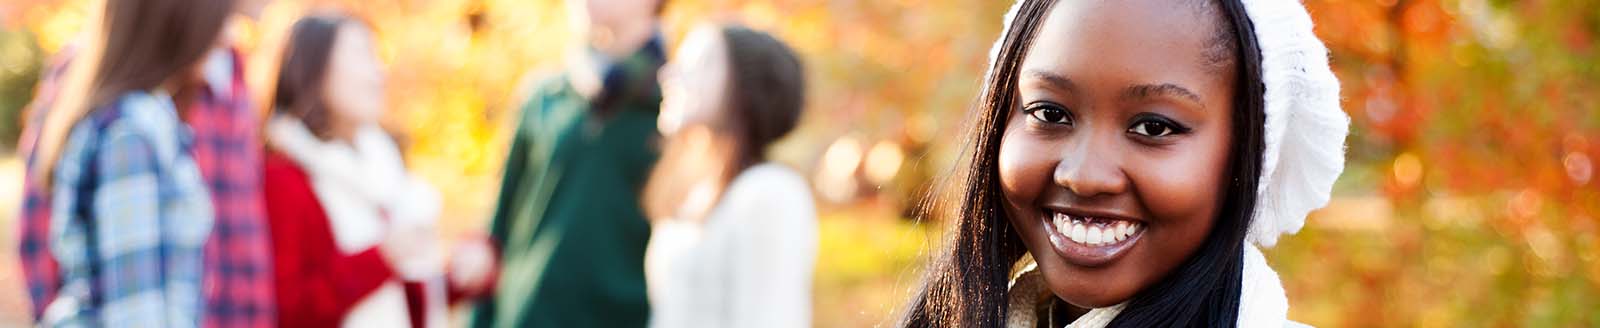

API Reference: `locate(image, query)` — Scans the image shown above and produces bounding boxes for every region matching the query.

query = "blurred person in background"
[261,13,449,328]
[898,0,1347,327]
[641,23,816,328]
[23,0,237,325]
[466,0,668,326]
[16,0,281,325]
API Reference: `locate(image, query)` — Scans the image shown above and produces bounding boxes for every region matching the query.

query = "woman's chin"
[1038,268,1138,309]
[1052,286,1134,309]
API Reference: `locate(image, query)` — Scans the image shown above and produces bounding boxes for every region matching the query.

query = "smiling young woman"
[899,0,1349,327]
[999,0,1251,311]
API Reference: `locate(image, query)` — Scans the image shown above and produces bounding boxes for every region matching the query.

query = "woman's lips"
[1041,210,1144,267]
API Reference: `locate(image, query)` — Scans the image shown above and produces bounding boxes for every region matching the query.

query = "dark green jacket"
[471,39,664,328]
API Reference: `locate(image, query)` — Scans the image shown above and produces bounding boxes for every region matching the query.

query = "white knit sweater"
[644,163,819,328]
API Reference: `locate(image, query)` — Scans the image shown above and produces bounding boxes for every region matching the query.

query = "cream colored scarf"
[1004,244,1298,328]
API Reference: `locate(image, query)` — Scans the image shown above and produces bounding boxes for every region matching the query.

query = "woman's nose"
[1052,137,1130,198]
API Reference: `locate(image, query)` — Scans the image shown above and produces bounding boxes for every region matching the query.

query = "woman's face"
[567,0,660,55]
[323,23,386,131]
[996,0,1237,308]
[658,25,730,137]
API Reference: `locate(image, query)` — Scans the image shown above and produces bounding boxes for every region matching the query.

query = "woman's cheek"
[1128,145,1229,245]
[331,73,384,124]
[1136,162,1208,218]
[998,124,1050,207]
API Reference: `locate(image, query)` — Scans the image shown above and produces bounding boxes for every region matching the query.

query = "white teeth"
[1053,213,1072,236]
[1057,213,1071,233]
[1070,223,1087,243]
[1051,211,1143,246]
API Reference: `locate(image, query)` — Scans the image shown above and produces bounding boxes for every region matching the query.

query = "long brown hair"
[272,14,364,139]
[31,0,236,186]
[899,0,1266,326]
[641,24,806,221]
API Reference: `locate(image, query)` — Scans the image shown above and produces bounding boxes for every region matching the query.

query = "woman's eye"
[1127,116,1190,137]
[1025,104,1072,125]
[1128,121,1170,137]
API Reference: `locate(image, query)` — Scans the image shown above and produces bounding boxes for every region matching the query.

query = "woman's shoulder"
[261,151,315,196]
[732,163,808,188]
[75,91,184,148]
[725,163,812,201]
[714,163,817,249]
[59,91,187,167]
[99,91,179,127]
[262,151,306,178]
[713,163,815,228]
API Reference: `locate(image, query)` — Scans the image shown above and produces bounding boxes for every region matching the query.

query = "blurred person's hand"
[447,236,499,298]
[380,221,442,278]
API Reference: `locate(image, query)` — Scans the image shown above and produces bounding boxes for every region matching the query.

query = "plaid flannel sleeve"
[88,126,206,327]
[20,149,61,319]
[189,48,276,328]
[18,44,75,319]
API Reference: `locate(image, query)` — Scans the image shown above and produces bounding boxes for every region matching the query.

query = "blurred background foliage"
[1,0,1597,326]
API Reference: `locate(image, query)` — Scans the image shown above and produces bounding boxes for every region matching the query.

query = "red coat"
[262,151,403,328]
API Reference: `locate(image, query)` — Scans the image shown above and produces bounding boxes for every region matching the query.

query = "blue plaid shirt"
[20,46,276,327]
[45,91,214,327]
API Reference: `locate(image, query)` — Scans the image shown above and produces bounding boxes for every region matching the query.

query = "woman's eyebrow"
[1022,69,1078,92]
[1121,83,1204,109]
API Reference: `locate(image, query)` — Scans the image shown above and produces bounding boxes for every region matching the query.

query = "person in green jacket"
[469,0,667,326]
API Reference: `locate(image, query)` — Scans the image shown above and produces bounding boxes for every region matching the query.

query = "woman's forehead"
[677,27,728,67]
[1019,0,1234,101]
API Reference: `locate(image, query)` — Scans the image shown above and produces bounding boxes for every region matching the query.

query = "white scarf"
[1005,244,1296,328]
[265,116,447,328]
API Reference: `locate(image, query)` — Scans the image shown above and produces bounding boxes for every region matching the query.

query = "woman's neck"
[1052,299,1090,324]
[318,117,363,146]
[324,129,358,146]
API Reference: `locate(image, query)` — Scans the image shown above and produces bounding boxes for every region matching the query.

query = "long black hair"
[898,0,1265,326]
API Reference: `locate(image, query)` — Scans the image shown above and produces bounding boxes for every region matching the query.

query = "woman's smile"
[1041,208,1145,267]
